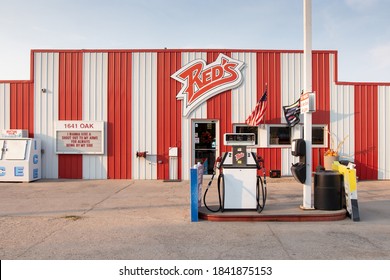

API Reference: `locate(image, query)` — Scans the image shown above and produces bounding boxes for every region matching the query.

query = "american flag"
[245,89,268,126]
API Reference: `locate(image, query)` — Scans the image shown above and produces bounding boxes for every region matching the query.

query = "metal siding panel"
[231,52,257,124]
[132,52,157,179]
[330,54,355,165]
[82,52,108,179]
[281,53,303,175]
[157,52,182,180]
[34,52,59,179]
[312,52,330,124]
[0,83,10,131]
[58,52,83,179]
[181,52,207,180]
[354,85,378,180]
[281,53,303,119]
[207,51,232,155]
[311,52,331,170]
[107,52,132,179]
[257,52,281,124]
[256,52,281,173]
[378,86,390,179]
[10,83,34,137]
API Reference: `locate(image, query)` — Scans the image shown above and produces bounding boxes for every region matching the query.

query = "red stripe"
[312,52,331,172]
[58,52,83,179]
[10,82,34,137]
[207,51,232,155]
[107,52,132,179]
[256,52,281,173]
[157,52,182,180]
[354,85,378,180]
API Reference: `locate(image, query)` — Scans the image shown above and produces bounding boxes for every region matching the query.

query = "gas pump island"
[203,133,267,213]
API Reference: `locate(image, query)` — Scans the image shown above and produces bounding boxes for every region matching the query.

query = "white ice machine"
[0,130,41,182]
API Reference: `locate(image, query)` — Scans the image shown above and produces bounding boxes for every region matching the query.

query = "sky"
[1,0,390,82]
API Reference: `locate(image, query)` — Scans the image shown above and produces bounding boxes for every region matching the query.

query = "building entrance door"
[192,121,218,175]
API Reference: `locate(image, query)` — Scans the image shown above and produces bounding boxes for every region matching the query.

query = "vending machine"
[0,130,41,182]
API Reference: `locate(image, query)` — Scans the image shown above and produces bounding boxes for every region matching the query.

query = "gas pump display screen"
[224,133,256,146]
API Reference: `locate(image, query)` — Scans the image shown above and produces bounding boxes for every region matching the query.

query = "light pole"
[302,0,313,209]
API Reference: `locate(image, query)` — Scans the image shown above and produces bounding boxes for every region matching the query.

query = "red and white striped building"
[1,49,389,180]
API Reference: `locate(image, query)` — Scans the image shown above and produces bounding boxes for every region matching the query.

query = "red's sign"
[172,54,245,117]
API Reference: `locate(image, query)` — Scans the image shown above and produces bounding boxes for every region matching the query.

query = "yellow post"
[332,161,360,221]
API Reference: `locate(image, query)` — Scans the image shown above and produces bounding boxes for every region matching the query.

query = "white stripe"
[329,54,355,164]
[82,52,108,179]
[378,86,390,179]
[34,52,59,179]
[231,52,257,124]
[0,83,10,131]
[181,52,207,180]
[132,52,158,179]
[280,53,304,175]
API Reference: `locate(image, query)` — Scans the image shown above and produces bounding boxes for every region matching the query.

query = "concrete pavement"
[0,177,389,259]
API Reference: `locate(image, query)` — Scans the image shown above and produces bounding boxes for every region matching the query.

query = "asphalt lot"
[0,178,389,260]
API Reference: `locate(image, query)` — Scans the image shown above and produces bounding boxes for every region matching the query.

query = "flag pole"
[263,83,268,126]
[302,0,313,209]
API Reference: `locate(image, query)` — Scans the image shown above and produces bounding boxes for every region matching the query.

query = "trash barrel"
[314,171,344,210]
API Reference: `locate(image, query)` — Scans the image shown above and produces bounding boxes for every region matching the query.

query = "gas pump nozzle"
[256,155,264,169]
[215,156,223,170]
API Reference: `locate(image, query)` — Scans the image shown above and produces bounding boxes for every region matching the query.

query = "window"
[301,124,327,147]
[233,125,259,146]
[234,124,327,148]
[269,126,291,145]
[312,126,325,145]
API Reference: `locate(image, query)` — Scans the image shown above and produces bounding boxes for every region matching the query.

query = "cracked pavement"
[0,178,389,260]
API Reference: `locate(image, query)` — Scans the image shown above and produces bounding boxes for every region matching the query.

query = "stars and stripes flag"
[245,89,268,126]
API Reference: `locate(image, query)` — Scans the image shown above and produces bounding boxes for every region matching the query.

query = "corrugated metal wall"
[0,83,10,131]
[10,82,34,137]
[3,49,390,181]
[157,51,182,180]
[281,53,303,175]
[83,52,108,179]
[311,52,331,169]
[181,52,208,180]
[354,85,378,180]
[207,51,233,155]
[231,52,257,124]
[378,85,390,179]
[256,51,282,173]
[132,52,158,179]
[107,52,132,179]
[58,52,83,179]
[34,52,59,179]
[329,54,355,165]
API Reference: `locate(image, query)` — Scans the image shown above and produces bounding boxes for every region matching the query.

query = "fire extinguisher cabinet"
[314,171,344,210]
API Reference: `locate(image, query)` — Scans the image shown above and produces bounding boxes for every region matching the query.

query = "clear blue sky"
[1,0,389,82]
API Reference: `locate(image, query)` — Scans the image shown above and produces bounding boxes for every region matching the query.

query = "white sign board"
[1,129,28,138]
[300,92,316,113]
[55,121,104,154]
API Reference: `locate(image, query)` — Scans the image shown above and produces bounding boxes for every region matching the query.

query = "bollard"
[190,163,203,222]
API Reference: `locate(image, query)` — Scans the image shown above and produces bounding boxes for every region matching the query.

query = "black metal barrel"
[314,171,344,210]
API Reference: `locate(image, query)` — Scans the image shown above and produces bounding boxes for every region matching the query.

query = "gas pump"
[203,133,267,213]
